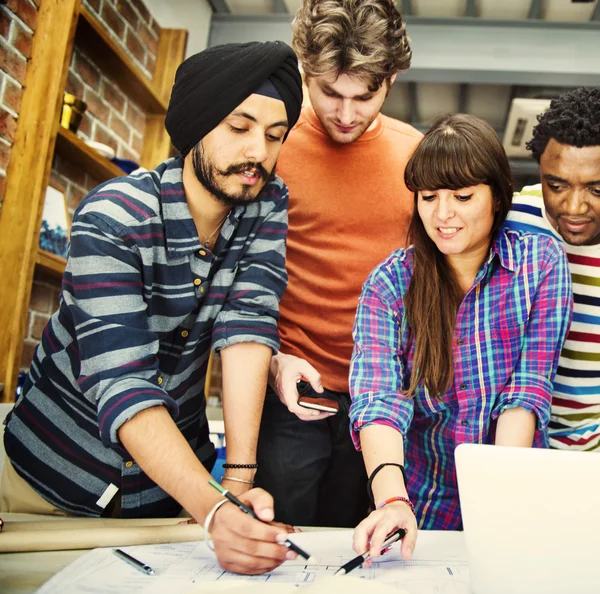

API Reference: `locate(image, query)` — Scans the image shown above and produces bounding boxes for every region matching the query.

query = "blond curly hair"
[292,0,412,92]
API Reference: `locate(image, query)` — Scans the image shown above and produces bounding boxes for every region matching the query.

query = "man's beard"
[192,144,276,207]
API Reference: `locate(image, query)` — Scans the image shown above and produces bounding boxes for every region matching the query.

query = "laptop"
[455,443,600,594]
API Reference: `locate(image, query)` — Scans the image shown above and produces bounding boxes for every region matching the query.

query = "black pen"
[208,479,316,563]
[113,548,155,576]
[334,528,406,575]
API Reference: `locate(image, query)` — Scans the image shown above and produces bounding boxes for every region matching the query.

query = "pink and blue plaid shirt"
[349,227,572,530]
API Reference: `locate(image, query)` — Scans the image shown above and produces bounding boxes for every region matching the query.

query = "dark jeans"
[255,384,370,528]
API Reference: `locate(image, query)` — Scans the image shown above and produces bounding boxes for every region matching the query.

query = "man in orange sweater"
[255,0,422,527]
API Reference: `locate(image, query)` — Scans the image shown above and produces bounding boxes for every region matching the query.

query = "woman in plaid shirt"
[349,114,572,562]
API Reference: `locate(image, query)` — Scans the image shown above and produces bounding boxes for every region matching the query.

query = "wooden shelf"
[36,249,66,278]
[75,6,168,114]
[55,126,125,182]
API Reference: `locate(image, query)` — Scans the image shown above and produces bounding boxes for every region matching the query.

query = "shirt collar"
[158,157,200,258]
[159,157,247,258]
[489,226,516,272]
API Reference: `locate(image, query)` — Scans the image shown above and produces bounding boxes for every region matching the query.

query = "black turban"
[165,41,303,157]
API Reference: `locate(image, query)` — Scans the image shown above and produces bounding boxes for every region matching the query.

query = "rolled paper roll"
[0,518,204,553]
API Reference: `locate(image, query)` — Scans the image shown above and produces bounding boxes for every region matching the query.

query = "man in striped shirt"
[2,42,303,575]
[505,86,600,451]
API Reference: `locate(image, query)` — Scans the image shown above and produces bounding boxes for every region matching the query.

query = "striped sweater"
[4,156,288,517]
[506,184,600,450]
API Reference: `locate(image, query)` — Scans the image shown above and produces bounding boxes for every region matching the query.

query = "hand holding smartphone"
[296,380,340,413]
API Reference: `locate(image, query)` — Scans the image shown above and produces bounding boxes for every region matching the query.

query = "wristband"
[367,462,407,503]
[222,463,259,469]
[203,498,228,551]
[377,496,415,515]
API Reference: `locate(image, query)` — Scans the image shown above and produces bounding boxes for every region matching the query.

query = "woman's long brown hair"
[403,114,513,398]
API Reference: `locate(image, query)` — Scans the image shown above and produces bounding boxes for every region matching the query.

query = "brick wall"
[83,0,160,81]
[65,47,147,166]
[18,0,163,372]
[0,0,37,207]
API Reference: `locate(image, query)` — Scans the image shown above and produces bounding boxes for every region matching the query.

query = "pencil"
[208,479,316,564]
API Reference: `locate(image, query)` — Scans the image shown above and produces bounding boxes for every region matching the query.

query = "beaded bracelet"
[377,496,415,515]
[203,498,228,551]
[367,462,407,503]
[222,463,259,469]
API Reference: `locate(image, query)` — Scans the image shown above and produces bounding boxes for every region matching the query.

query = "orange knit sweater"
[276,108,422,392]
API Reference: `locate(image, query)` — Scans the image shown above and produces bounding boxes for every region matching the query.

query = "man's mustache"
[219,162,270,180]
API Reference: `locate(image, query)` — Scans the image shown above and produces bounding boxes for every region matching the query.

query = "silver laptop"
[455,443,600,594]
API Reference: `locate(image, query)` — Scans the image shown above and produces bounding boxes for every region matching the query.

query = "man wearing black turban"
[2,42,302,576]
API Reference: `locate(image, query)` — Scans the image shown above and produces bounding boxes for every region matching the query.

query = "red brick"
[20,339,38,370]
[101,2,125,40]
[119,144,138,162]
[5,0,37,31]
[150,16,160,38]
[0,43,27,84]
[11,19,33,58]
[84,173,100,192]
[102,81,125,114]
[65,71,84,99]
[78,112,93,138]
[0,140,10,170]
[0,8,11,40]
[138,23,158,55]
[116,0,139,29]
[125,103,145,132]
[93,124,119,153]
[85,0,101,13]
[31,312,49,340]
[0,107,18,142]
[51,289,60,313]
[109,112,130,143]
[131,131,143,156]
[3,77,23,113]
[49,169,67,193]
[29,280,52,313]
[83,87,109,121]
[67,183,86,211]
[56,155,87,187]
[145,53,155,77]
[73,52,101,91]
[131,0,151,25]
[125,29,145,64]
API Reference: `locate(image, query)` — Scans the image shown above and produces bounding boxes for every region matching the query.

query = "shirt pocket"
[488,322,526,387]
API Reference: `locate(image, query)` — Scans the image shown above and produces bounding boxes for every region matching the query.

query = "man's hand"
[210,488,296,574]
[268,353,333,421]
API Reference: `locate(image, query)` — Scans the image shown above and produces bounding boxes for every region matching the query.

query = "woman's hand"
[353,501,418,566]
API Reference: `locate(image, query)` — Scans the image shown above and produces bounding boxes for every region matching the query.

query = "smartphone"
[297,395,340,413]
[296,380,340,413]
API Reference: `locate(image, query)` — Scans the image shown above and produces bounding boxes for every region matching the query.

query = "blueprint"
[36,530,470,593]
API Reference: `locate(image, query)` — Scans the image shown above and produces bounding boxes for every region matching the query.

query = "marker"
[334,528,406,575]
[208,479,316,564]
[113,548,155,576]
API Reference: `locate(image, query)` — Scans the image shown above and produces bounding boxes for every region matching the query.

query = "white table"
[0,514,467,593]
